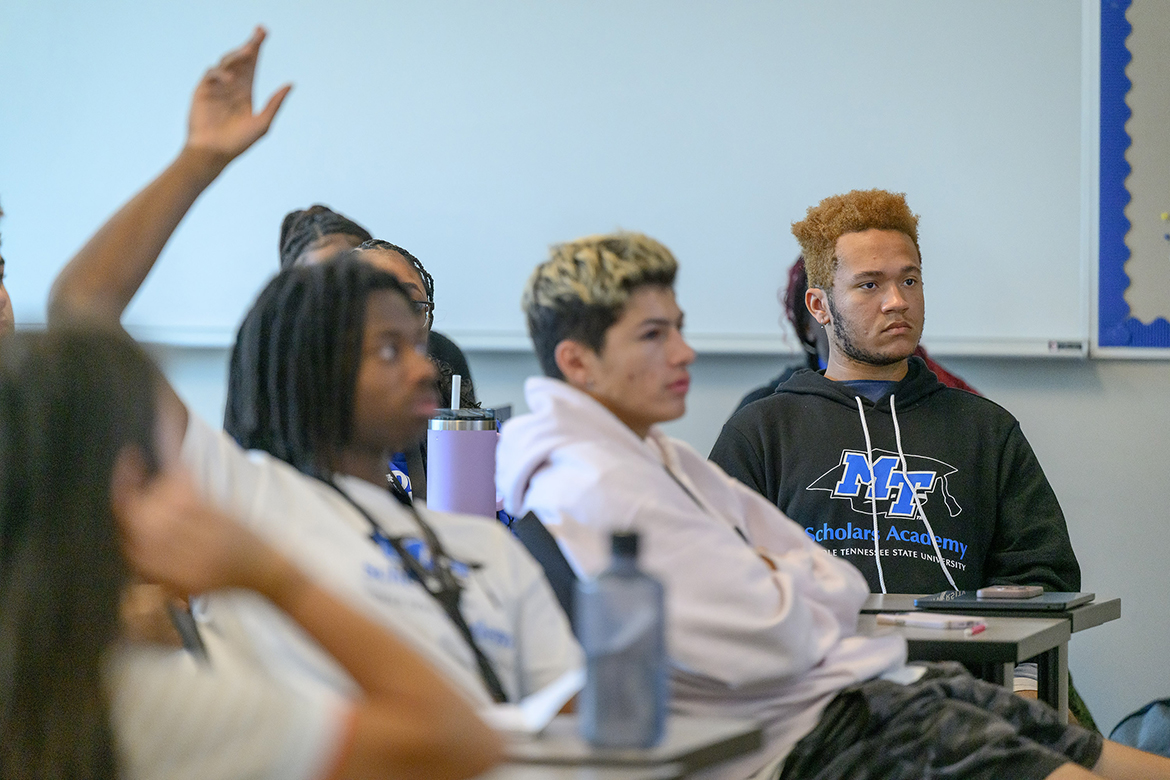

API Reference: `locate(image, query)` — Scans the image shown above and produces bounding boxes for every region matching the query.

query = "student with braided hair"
[351,238,477,411]
[279,204,372,269]
[279,207,475,394]
[51,26,579,717]
[279,212,477,499]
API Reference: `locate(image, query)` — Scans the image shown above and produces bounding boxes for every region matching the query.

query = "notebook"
[914,591,1094,612]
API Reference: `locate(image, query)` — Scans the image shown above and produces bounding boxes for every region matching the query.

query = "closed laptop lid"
[914,591,1095,612]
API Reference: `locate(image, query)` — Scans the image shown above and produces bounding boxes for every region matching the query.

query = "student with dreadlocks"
[279,208,478,498]
[0,327,502,780]
[51,26,580,716]
[279,204,372,268]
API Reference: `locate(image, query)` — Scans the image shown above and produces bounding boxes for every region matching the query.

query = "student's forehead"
[849,261,921,278]
[837,230,918,261]
[359,248,425,293]
[836,248,920,280]
[625,286,681,318]
[312,233,362,251]
[364,289,424,334]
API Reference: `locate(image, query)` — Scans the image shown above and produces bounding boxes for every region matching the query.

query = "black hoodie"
[709,357,1080,594]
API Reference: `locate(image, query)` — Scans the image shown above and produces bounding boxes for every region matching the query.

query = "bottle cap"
[612,532,639,557]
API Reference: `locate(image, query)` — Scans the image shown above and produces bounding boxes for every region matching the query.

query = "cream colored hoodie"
[497,377,907,778]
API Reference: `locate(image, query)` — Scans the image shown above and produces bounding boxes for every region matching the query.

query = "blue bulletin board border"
[1098,0,1170,348]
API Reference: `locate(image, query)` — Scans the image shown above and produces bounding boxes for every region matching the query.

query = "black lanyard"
[322,478,509,703]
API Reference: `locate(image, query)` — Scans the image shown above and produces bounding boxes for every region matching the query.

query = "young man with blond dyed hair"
[496,229,1166,780]
[710,189,1080,601]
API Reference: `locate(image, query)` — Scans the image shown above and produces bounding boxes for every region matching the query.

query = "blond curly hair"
[792,189,920,289]
[523,232,678,379]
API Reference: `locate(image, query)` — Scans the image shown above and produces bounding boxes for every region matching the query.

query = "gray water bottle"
[575,531,667,748]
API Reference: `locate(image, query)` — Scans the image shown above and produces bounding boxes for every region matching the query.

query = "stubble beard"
[826,293,919,367]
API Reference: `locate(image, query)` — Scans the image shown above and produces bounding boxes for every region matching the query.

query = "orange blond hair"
[792,189,920,289]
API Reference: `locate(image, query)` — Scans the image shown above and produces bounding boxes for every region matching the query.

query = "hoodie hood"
[777,355,946,413]
[496,376,657,516]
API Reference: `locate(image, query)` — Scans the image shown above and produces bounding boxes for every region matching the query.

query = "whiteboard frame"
[1091,0,1170,358]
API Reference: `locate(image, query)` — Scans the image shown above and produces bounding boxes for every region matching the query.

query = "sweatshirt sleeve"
[545,471,860,688]
[716,463,871,636]
[986,422,1081,592]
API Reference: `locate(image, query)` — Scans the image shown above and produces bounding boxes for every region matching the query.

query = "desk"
[860,593,1121,723]
[506,715,762,776]
[857,614,1071,719]
[478,765,684,780]
[860,594,1122,634]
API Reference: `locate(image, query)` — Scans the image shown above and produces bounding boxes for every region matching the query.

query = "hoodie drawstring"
[889,395,959,592]
[854,397,887,594]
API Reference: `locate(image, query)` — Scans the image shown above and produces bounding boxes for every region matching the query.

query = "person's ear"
[806,287,831,327]
[554,339,598,391]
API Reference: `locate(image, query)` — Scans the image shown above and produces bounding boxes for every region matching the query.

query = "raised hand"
[185,26,292,165]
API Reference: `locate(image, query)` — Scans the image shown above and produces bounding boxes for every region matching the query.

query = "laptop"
[914,591,1094,612]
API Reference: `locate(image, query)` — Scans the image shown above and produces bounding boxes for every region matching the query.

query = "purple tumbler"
[426,408,498,517]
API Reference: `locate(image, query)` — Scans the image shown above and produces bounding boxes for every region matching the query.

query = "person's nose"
[412,346,438,384]
[670,328,696,367]
[882,284,909,313]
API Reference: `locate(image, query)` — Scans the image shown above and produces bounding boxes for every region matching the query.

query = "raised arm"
[115,467,504,780]
[48,26,290,325]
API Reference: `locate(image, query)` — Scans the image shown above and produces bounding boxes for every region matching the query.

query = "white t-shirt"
[107,642,349,780]
[183,413,581,706]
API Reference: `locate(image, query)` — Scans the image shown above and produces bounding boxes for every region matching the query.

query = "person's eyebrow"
[369,324,408,345]
[849,264,920,282]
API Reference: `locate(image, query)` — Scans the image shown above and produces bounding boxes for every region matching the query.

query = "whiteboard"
[0,0,1090,355]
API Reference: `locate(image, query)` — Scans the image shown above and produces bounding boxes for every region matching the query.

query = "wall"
[158,342,1170,733]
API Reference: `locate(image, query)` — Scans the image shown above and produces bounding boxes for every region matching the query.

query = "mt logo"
[808,448,962,518]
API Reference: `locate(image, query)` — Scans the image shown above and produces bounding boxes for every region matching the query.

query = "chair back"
[512,512,578,632]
